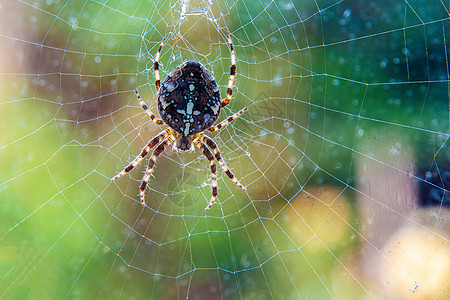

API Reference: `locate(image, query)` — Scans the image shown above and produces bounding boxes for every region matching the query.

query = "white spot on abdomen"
[211,102,220,115]
[184,123,191,135]
[186,102,194,115]
[161,99,172,110]
[189,84,195,92]
[164,81,178,92]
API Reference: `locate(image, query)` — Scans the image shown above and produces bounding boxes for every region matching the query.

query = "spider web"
[1,0,449,298]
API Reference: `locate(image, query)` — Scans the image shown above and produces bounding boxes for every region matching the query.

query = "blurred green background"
[1,0,449,299]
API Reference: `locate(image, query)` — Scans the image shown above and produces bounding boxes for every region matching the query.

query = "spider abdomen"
[158,61,221,136]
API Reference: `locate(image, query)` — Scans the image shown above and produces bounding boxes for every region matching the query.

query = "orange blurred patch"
[378,220,450,299]
[286,186,352,251]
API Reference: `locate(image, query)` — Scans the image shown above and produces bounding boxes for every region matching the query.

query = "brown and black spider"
[111,36,247,211]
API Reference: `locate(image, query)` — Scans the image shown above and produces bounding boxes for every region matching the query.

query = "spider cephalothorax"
[111,36,247,211]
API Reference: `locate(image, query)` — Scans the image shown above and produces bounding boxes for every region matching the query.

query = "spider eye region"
[158,61,221,136]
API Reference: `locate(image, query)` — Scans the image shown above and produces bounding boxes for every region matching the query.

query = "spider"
[111,36,247,211]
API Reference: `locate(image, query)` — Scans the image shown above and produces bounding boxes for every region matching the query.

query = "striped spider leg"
[112,35,247,210]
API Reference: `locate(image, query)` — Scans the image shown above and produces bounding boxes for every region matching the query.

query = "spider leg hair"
[135,89,164,125]
[207,107,248,132]
[201,134,246,191]
[111,129,171,181]
[221,35,236,107]
[194,138,218,211]
[139,134,175,206]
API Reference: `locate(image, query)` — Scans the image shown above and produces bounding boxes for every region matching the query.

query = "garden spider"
[111,36,247,211]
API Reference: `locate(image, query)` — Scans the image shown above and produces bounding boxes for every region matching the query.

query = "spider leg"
[194,138,218,211]
[154,38,165,90]
[111,129,171,181]
[207,107,248,132]
[140,134,175,206]
[135,89,164,125]
[221,35,236,107]
[201,134,246,191]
